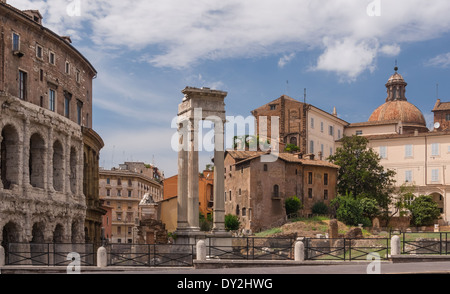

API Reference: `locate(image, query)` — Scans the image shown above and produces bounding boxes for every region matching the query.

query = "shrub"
[285,196,303,216]
[408,195,441,226]
[312,201,329,215]
[331,194,373,227]
[225,214,240,231]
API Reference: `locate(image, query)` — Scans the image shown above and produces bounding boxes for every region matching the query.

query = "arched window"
[236,205,240,216]
[70,148,77,194]
[29,133,45,188]
[53,140,64,192]
[273,185,280,197]
[1,125,20,189]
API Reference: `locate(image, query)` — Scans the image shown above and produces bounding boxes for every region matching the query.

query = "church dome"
[368,68,427,127]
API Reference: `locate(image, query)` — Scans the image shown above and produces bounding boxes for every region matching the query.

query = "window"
[49,51,55,65]
[12,33,20,51]
[236,205,240,216]
[273,185,279,197]
[117,213,122,221]
[117,189,122,197]
[379,146,387,159]
[356,130,363,136]
[76,70,81,83]
[229,191,232,201]
[36,45,43,59]
[106,178,110,184]
[117,178,122,185]
[405,194,414,206]
[310,141,314,154]
[106,189,110,197]
[40,69,44,82]
[320,122,324,133]
[308,188,313,199]
[405,170,413,183]
[329,126,334,136]
[239,188,241,196]
[324,173,329,186]
[432,143,440,156]
[338,129,342,140]
[128,190,132,197]
[263,164,268,172]
[65,61,71,74]
[308,172,313,185]
[128,179,132,186]
[77,100,83,125]
[64,93,71,118]
[432,169,439,182]
[49,89,56,112]
[39,96,44,107]
[18,71,27,100]
[310,118,314,129]
[405,145,413,158]
[270,104,277,110]
[324,190,328,200]
[446,114,450,121]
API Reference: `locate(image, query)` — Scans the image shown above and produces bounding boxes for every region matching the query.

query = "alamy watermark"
[171,108,280,162]
[67,252,81,274]
[67,0,81,17]
[367,0,381,17]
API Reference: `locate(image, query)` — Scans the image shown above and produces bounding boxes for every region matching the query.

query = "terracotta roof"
[360,130,450,141]
[433,99,450,112]
[369,100,426,126]
[228,150,339,169]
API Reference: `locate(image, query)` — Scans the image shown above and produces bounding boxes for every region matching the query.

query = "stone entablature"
[0,93,86,244]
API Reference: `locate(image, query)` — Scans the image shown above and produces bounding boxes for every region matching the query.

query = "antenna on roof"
[436,83,439,99]
[303,88,307,104]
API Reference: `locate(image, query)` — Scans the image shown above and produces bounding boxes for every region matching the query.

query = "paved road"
[84,261,450,275]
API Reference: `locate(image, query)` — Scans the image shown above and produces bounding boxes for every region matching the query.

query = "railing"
[304,237,390,261]
[400,232,450,255]
[5,243,97,266]
[200,236,296,261]
[106,243,195,267]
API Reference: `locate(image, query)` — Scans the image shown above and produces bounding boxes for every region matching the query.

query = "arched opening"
[30,222,46,265]
[29,133,45,188]
[1,125,20,189]
[290,137,298,146]
[273,185,280,197]
[83,151,87,196]
[2,222,20,264]
[84,227,89,243]
[53,140,64,192]
[71,221,80,243]
[430,193,445,214]
[70,147,77,194]
[53,224,64,244]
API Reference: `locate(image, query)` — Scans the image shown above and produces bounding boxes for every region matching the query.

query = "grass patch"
[255,228,283,237]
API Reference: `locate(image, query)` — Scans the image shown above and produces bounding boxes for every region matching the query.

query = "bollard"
[294,241,305,262]
[0,246,4,267]
[97,246,107,268]
[196,240,206,261]
[391,235,401,256]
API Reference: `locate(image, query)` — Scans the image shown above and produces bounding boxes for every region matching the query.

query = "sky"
[8,0,450,177]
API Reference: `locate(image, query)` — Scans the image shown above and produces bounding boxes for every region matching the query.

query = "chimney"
[318,151,323,160]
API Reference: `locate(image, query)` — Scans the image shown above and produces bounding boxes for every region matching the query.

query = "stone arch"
[1,124,20,189]
[31,222,45,243]
[71,220,82,243]
[429,192,444,214]
[53,140,64,192]
[29,133,46,188]
[70,146,77,194]
[53,224,65,244]
[1,221,20,247]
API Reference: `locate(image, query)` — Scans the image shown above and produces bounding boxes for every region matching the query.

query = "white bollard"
[295,241,305,262]
[196,240,207,261]
[97,246,107,268]
[0,246,4,267]
[391,235,401,256]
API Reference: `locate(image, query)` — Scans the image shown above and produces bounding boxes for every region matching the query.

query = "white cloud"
[313,38,378,82]
[278,53,296,68]
[428,52,450,68]
[9,0,450,78]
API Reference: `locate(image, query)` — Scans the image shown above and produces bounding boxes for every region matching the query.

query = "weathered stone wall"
[0,93,86,245]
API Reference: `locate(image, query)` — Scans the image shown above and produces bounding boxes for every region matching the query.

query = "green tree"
[328,135,396,213]
[285,196,303,216]
[284,144,300,153]
[225,214,240,231]
[330,194,372,227]
[408,195,441,227]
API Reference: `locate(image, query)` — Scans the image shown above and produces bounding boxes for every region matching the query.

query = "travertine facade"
[0,1,103,246]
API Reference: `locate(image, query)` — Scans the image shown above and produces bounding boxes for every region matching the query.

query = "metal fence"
[5,243,97,266]
[304,237,390,261]
[399,232,450,255]
[106,243,195,267]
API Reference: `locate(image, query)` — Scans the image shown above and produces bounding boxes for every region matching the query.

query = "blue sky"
[9,0,450,177]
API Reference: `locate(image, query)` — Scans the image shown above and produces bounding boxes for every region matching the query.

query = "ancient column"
[177,120,189,231]
[0,134,3,190]
[187,118,200,230]
[212,120,226,232]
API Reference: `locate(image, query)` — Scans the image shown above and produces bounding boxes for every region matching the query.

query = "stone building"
[251,95,348,158]
[0,1,104,247]
[99,162,163,243]
[224,150,338,233]
[342,68,450,224]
